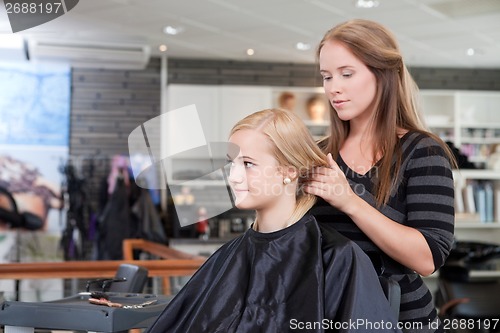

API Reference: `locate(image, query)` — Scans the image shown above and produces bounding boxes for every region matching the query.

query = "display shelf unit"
[420,90,500,167]
[423,87,500,241]
[271,86,330,139]
[303,120,329,140]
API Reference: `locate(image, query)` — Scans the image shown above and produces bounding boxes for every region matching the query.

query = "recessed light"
[246,48,255,56]
[159,44,168,52]
[466,48,475,56]
[163,26,184,35]
[296,42,311,51]
[355,0,379,8]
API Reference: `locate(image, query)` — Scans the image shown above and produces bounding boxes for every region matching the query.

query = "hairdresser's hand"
[304,153,358,213]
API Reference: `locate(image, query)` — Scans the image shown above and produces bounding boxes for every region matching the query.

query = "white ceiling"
[2,0,500,68]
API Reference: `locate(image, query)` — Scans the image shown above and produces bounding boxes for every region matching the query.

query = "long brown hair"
[230,109,328,222]
[317,19,455,206]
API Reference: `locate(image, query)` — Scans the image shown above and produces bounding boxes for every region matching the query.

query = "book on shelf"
[455,212,481,224]
[485,182,494,222]
[496,187,500,223]
[476,184,485,221]
[463,181,476,214]
[457,180,498,224]
[454,182,465,214]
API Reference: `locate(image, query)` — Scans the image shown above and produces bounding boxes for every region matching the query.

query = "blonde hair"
[230,109,328,223]
[317,19,455,205]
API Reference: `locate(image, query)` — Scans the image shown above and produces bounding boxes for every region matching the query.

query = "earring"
[283,177,291,185]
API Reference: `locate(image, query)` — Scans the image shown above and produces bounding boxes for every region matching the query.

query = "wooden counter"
[0,239,207,295]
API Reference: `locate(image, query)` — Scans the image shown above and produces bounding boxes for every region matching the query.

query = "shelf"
[454,169,500,180]
[467,156,488,163]
[421,90,500,156]
[463,122,500,129]
[461,137,500,144]
[469,270,500,279]
[455,222,500,229]
[169,179,228,187]
[425,270,500,279]
[428,123,454,129]
[437,136,454,142]
[305,122,329,137]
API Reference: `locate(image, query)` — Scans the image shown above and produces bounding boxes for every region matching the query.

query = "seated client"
[146,108,401,332]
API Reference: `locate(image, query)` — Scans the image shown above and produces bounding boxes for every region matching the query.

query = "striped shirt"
[311,131,455,333]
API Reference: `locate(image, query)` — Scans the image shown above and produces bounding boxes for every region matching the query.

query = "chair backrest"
[378,276,401,319]
[109,264,149,293]
[0,186,21,226]
[0,186,44,230]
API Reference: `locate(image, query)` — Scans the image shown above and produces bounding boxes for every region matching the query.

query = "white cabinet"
[165,84,273,186]
[167,85,272,142]
[167,84,220,142]
[420,90,500,165]
[419,90,456,142]
[218,86,273,141]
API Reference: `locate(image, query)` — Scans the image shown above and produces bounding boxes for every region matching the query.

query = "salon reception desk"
[0,292,172,333]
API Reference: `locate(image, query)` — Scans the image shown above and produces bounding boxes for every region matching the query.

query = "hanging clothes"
[97,177,130,260]
[131,188,167,244]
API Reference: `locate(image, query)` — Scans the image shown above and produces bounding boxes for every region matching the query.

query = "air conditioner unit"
[27,39,151,70]
[0,35,29,62]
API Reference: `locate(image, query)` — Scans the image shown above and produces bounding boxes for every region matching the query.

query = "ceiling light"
[296,42,311,51]
[159,44,168,52]
[163,26,184,35]
[355,0,379,8]
[466,48,475,56]
[246,48,255,56]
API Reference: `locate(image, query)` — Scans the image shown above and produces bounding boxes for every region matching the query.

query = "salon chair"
[0,186,45,301]
[436,241,500,333]
[0,186,44,230]
[367,252,401,318]
[379,276,401,319]
[86,263,149,294]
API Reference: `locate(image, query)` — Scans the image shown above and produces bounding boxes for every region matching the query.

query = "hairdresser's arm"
[306,153,452,276]
[340,190,435,276]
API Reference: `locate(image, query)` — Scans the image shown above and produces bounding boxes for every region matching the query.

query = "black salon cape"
[147,214,401,333]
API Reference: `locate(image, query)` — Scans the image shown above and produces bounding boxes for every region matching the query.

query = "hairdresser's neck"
[349,117,375,141]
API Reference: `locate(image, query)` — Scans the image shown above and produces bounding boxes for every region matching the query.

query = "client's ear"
[283,166,298,182]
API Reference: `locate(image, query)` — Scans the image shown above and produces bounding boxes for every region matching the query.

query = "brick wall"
[167,58,323,87]
[167,57,500,90]
[69,58,161,217]
[410,67,500,90]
